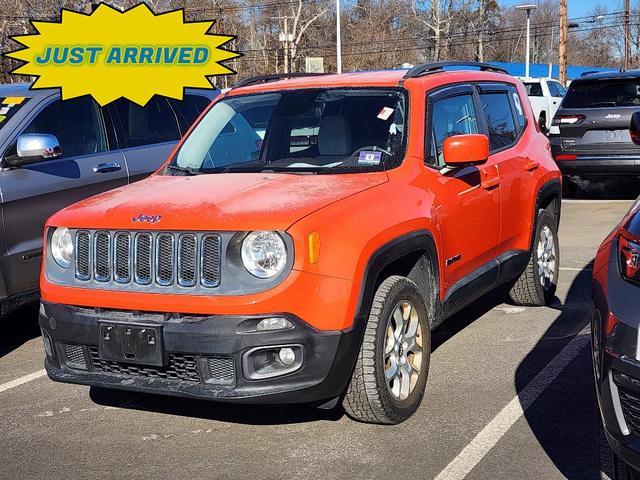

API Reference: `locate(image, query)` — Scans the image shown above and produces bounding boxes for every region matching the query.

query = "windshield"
[562,79,640,108]
[168,88,407,174]
[0,96,29,130]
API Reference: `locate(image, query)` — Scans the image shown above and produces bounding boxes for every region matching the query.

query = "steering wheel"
[351,145,392,157]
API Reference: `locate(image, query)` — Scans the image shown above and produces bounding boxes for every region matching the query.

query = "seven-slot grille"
[75,231,221,288]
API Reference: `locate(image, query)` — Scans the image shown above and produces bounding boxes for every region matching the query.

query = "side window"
[549,81,566,97]
[21,96,107,158]
[112,97,180,148]
[479,92,518,151]
[428,94,479,166]
[508,87,527,131]
[170,94,211,134]
[524,83,543,97]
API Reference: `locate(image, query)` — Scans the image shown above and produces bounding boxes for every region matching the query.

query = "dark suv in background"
[0,83,218,315]
[549,71,640,195]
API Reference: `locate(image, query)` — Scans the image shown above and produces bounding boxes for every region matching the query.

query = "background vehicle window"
[170,94,211,134]
[479,92,517,151]
[524,82,543,96]
[22,96,107,158]
[563,79,640,108]
[549,81,566,97]
[113,97,180,148]
[429,94,478,166]
[510,87,527,131]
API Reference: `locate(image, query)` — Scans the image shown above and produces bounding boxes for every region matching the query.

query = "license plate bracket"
[98,321,164,367]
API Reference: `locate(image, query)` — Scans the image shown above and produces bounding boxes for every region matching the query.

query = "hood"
[48,172,388,231]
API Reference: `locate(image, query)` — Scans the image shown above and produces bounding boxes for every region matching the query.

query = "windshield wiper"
[166,164,201,176]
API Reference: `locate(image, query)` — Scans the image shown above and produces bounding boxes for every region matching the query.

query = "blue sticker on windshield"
[358,151,382,165]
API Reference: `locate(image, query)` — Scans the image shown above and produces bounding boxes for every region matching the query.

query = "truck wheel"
[508,207,559,306]
[343,275,430,424]
[538,113,548,135]
[599,419,639,479]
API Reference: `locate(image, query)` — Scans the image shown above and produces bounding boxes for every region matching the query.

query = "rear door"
[555,78,640,157]
[424,85,501,302]
[0,95,126,296]
[109,93,213,183]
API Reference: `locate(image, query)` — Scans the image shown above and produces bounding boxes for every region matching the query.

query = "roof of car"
[574,70,640,81]
[228,67,515,95]
[0,82,56,99]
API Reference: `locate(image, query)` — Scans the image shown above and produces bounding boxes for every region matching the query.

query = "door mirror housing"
[631,111,640,145]
[442,134,489,168]
[4,133,62,167]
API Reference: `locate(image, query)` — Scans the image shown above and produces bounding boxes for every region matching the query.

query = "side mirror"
[631,111,640,145]
[4,133,62,167]
[442,134,489,168]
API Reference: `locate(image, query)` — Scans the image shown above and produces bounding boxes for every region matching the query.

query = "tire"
[538,113,548,135]
[599,419,640,480]
[508,207,559,306]
[342,275,431,424]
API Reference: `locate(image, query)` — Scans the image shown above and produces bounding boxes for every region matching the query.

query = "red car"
[39,63,561,424]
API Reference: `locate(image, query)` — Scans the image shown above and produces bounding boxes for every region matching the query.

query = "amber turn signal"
[308,232,320,264]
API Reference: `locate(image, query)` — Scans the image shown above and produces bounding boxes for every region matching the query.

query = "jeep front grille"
[75,231,221,289]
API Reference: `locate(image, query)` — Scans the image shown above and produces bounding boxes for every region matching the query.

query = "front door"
[0,95,127,296]
[424,85,501,305]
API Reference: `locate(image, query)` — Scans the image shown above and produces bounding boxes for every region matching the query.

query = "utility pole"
[559,0,567,85]
[516,4,537,78]
[273,15,294,74]
[336,0,342,74]
[625,0,631,70]
[477,0,485,62]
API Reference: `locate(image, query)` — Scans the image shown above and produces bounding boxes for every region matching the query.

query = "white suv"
[518,77,567,134]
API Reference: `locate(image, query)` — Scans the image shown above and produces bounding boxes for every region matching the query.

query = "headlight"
[50,227,73,269]
[241,231,287,278]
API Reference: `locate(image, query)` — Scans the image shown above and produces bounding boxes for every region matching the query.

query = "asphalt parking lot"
[1,193,637,480]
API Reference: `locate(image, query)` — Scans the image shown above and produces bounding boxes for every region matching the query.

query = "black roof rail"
[403,61,508,79]
[580,70,604,77]
[232,72,330,89]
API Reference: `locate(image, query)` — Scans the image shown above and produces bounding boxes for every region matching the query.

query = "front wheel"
[342,276,431,424]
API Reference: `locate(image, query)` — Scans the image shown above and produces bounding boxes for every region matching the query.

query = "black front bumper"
[39,301,364,405]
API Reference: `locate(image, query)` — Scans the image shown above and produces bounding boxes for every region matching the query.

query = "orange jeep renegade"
[39,62,561,424]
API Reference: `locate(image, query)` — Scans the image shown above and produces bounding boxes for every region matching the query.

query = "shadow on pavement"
[0,303,40,359]
[517,264,597,479]
[567,177,640,200]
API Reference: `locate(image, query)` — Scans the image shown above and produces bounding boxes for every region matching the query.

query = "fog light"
[256,317,293,332]
[278,347,296,365]
[243,344,303,380]
[41,329,53,358]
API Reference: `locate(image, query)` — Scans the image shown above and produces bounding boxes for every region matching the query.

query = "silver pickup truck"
[0,83,218,315]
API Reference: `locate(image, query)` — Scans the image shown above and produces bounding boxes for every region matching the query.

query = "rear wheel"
[538,113,548,135]
[343,275,431,424]
[508,207,559,306]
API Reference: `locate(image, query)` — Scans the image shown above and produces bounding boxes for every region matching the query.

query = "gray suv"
[549,71,640,194]
[0,83,218,315]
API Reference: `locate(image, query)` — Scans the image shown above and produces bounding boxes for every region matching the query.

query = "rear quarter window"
[524,83,543,96]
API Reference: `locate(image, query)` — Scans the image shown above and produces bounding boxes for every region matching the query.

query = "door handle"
[523,157,539,172]
[93,162,121,173]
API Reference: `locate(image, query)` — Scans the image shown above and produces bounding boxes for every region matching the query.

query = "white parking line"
[434,325,590,480]
[559,267,592,272]
[562,199,634,204]
[0,369,47,394]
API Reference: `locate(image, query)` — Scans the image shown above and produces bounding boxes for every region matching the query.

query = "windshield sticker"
[0,107,9,115]
[0,115,6,124]
[358,151,382,165]
[377,107,394,121]
[512,92,523,115]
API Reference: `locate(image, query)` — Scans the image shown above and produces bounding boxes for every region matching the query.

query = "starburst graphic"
[4,3,240,106]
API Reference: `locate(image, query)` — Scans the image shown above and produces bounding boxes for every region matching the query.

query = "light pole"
[516,4,538,78]
[336,0,342,74]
